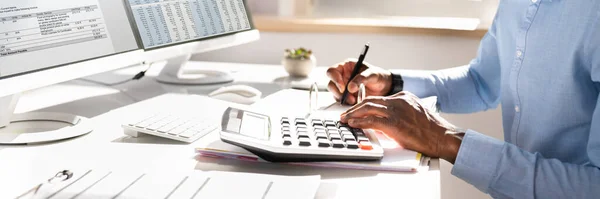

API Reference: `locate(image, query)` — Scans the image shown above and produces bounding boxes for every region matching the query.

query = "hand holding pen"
[326,44,394,105]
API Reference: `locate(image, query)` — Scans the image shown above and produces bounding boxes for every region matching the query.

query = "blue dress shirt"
[400,0,600,198]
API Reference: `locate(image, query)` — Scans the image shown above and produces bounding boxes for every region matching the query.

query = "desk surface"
[0,61,440,199]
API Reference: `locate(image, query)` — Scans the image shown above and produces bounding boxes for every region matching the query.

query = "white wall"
[193,31,503,199]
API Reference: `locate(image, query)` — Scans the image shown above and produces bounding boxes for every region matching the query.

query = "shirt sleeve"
[451,126,600,199]
[392,17,502,114]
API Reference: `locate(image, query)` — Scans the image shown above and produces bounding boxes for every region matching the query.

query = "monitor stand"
[155,54,234,85]
[0,94,93,144]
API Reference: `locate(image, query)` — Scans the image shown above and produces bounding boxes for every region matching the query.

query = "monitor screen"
[0,0,140,77]
[126,0,253,49]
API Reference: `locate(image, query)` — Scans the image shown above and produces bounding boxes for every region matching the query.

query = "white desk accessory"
[121,95,231,143]
[209,85,262,105]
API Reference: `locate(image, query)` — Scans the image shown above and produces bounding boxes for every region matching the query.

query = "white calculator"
[220,107,384,162]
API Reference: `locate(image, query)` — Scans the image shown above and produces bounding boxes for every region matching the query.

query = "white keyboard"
[122,112,219,143]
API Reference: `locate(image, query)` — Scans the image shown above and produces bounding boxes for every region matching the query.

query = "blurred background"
[193,1,501,198]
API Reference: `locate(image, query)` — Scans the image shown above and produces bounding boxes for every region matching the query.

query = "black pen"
[340,44,370,105]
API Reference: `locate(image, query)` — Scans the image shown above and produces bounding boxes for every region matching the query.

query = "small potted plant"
[282,47,316,77]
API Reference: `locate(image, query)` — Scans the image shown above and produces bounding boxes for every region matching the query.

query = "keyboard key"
[178,130,197,138]
[329,133,341,140]
[346,140,359,149]
[359,141,373,150]
[296,123,307,128]
[315,132,328,139]
[283,137,292,145]
[282,126,290,131]
[297,132,309,139]
[312,123,324,128]
[332,139,346,148]
[282,133,291,138]
[317,139,332,147]
[281,117,289,123]
[281,123,290,127]
[167,127,187,136]
[298,138,311,146]
[325,121,336,127]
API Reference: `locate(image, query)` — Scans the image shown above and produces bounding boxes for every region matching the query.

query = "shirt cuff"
[451,129,505,193]
[389,69,437,99]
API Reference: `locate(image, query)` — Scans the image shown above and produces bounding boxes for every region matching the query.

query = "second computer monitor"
[125,0,259,85]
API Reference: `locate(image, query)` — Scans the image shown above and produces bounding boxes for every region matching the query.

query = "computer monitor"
[0,0,143,144]
[124,0,260,85]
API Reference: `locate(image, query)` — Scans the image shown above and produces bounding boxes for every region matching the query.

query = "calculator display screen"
[239,112,270,140]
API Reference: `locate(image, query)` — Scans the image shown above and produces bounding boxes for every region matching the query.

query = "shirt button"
[516,50,523,58]
[531,0,537,3]
[515,106,520,113]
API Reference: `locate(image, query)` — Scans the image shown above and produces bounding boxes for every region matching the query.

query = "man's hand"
[326,60,393,105]
[340,92,464,163]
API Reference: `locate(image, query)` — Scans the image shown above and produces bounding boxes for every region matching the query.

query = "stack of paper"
[18,169,320,199]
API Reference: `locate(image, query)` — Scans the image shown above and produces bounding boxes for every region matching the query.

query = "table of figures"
[0,5,108,57]
[129,0,251,48]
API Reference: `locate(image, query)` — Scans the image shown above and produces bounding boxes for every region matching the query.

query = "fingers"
[326,67,345,92]
[347,116,389,130]
[328,81,342,101]
[340,102,388,123]
[348,71,381,93]
[342,96,388,115]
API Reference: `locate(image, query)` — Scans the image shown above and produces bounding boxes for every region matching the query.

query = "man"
[327,1,600,198]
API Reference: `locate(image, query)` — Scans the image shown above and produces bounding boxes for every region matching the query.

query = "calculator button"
[283,138,292,146]
[359,141,373,150]
[339,127,351,131]
[281,123,290,128]
[282,134,291,138]
[357,136,369,142]
[346,140,359,149]
[342,134,356,142]
[317,139,332,147]
[312,123,324,128]
[297,132,309,139]
[282,126,290,131]
[332,139,346,148]
[295,118,306,125]
[325,121,336,127]
[297,126,308,131]
[327,127,338,132]
[296,124,307,128]
[315,132,328,139]
[298,138,311,146]
[329,133,342,140]
[314,129,327,134]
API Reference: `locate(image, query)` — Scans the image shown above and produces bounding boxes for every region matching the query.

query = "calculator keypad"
[279,117,373,150]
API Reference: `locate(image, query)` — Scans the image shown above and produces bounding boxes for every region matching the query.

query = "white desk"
[0,61,440,199]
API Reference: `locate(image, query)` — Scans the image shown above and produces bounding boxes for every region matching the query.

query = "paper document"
[18,169,320,199]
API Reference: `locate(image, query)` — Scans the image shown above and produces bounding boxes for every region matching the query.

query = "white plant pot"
[282,55,316,77]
